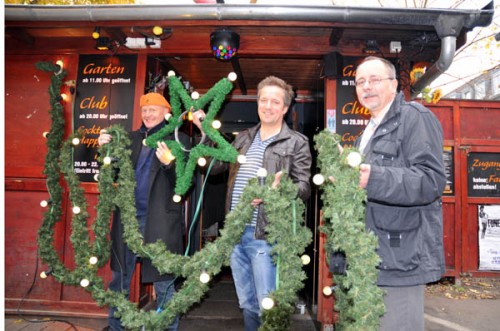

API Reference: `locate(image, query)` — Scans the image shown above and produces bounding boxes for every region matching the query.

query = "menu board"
[73,55,137,182]
[467,152,500,197]
[335,56,370,147]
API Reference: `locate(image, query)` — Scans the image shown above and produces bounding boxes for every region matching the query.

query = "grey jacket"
[217,122,312,239]
[356,92,446,286]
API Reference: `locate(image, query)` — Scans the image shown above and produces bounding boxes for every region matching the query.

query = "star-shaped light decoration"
[144,71,239,196]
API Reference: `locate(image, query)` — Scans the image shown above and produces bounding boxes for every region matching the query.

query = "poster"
[73,55,137,182]
[443,146,454,195]
[335,56,370,147]
[467,152,500,197]
[478,204,500,270]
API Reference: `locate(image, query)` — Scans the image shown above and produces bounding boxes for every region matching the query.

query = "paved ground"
[5,277,500,330]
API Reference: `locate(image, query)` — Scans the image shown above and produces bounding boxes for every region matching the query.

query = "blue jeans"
[108,216,179,331]
[230,226,277,331]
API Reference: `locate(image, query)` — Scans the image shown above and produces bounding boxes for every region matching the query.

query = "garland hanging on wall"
[313,130,385,331]
[36,61,312,330]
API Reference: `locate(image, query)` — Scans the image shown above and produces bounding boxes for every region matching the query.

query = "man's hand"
[98,130,112,146]
[359,163,371,188]
[192,109,206,132]
[156,141,175,165]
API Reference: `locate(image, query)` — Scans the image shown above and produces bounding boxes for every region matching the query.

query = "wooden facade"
[5,3,498,327]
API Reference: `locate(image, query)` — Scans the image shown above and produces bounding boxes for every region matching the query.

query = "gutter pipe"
[5,2,494,98]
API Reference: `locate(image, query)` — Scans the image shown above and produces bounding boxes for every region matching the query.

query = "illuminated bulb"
[347,151,362,168]
[199,270,210,284]
[165,113,172,121]
[197,157,207,167]
[143,139,147,146]
[94,174,99,182]
[261,297,275,310]
[237,154,246,164]
[257,168,268,178]
[191,91,200,100]
[40,270,52,279]
[103,156,112,165]
[80,278,90,287]
[72,206,81,214]
[56,60,64,70]
[61,93,69,101]
[212,120,222,130]
[173,195,182,203]
[188,112,194,121]
[301,254,311,265]
[228,72,237,82]
[322,285,336,296]
[152,25,163,36]
[167,70,176,77]
[40,200,49,208]
[312,174,325,186]
[72,138,80,146]
[89,256,98,265]
[43,131,50,138]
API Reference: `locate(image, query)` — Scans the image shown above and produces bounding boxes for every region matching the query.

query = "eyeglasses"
[355,77,394,87]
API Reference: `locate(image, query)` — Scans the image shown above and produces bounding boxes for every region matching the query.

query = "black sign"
[443,146,454,196]
[468,152,500,197]
[73,55,137,182]
[335,56,370,147]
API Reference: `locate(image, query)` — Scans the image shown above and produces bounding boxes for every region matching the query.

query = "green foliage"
[37,61,311,330]
[314,130,385,331]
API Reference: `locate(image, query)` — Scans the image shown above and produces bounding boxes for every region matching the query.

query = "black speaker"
[323,52,343,78]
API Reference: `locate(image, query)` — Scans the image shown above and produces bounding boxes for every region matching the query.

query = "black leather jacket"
[215,122,312,239]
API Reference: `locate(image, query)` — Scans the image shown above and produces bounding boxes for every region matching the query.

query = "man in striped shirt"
[193,76,311,331]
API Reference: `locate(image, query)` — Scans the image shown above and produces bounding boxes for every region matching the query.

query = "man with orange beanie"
[98,92,190,331]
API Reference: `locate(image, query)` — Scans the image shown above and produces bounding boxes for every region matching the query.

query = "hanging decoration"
[36,61,311,331]
[313,130,385,330]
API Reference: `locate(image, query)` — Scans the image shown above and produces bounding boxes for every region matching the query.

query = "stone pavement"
[5,280,500,330]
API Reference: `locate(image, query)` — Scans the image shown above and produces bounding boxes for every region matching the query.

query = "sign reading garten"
[467,152,500,197]
[73,55,137,182]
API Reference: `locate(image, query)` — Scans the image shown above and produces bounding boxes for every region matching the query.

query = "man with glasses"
[354,56,446,330]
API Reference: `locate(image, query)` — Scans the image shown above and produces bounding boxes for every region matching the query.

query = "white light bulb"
[312,174,325,186]
[197,157,207,167]
[212,120,222,130]
[94,174,99,182]
[165,113,172,121]
[301,254,311,265]
[228,72,237,81]
[191,91,200,100]
[72,138,80,146]
[43,131,50,138]
[40,271,49,279]
[40,200,49,208]
[80,278,90,287]
[72,206,81,214]
[199,271,210,284]
[237,155,247,164]
[143,139,147,146]
[261,297,275,310]
[168,70,176,77]
[56,60,64,69]
[322,286,335,296]
[257,168,268,178]
[347,151,362,168]
[173,195,182,203]
[103,156,112,165]
[89,256,98,265]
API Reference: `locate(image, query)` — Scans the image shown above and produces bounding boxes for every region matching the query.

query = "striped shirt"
[230,131,277,226]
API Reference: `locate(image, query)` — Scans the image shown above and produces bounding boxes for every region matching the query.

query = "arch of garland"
[36,61,313,331]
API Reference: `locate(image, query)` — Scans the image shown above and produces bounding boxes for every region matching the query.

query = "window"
[492,69,500,96]
[475,80,486,99]
[463,90,472,99]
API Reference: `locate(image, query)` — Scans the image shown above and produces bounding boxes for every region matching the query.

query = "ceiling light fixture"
[363,40,380,54]
[96,36,112,51]
[92,27,100,40]
[210,28,240,61]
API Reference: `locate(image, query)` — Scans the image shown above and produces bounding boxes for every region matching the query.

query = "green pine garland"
[36,62,311,331]
[314,130,385,331]
[144,72,239,196]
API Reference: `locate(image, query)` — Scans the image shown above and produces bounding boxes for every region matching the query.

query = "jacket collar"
[140,120,167,137]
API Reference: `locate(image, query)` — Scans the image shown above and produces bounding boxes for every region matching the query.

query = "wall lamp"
[96,36,112,51]
[92,27,101,40]
[210,28,240,61]
[363,40,380,54]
